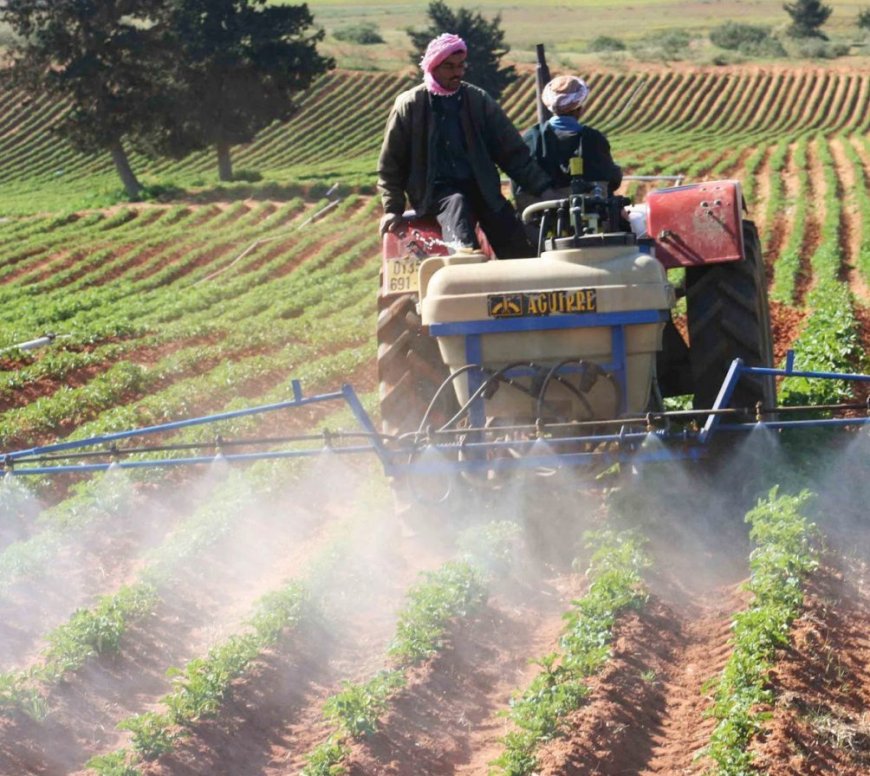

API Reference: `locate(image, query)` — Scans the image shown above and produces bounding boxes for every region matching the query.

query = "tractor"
[376,47,776,491]
[376,175,776,486]
[377,164,776,501]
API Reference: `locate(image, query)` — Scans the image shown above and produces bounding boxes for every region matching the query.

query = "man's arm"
[377,100,410,217]
[481,94,551,195]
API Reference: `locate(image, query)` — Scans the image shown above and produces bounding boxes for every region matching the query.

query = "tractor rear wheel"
[685,220,775,411]
[377,291,458,438]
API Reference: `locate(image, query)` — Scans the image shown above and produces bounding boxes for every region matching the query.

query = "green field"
[302,0,870,70]
[0,10,869,771]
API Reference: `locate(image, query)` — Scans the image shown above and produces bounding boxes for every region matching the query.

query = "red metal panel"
[382,215,495,264]
[646,180,744,269]
[382,216,449,261]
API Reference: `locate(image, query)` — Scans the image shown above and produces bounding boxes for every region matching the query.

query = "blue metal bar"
[611,325,628,414]
[428,309,668,336]
[699,355,870,444]
[464,334,486,430]
[6,444,380,476]
[340,384,390,466]
[1,387,348,462]
[713,418,870,431]
[699,358,744,444]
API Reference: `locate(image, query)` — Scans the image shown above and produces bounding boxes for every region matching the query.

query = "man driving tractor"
[377,33,556,259]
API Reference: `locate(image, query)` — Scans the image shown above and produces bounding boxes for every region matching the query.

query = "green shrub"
[710,22,786,57]
[741,36,787,57]
[230,169,262,183]
[859,8,870,29]
[709,22,770,50]
[790,38,849,58]
[588,35,625,52]
[85,750,140,776]
[323,670,405,737]
[333,23,384,45]
[629,29,693,62]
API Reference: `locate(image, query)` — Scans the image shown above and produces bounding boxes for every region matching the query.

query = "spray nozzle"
[755,401,764,423]
[322,428,334,449]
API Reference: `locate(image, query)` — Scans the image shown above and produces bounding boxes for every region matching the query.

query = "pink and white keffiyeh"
[420,33,467,96]
[542,75,590,115]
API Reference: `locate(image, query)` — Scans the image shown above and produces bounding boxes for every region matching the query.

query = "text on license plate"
[384,257,421,294]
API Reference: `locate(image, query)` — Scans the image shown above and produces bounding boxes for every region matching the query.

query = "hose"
[436,361,538,433]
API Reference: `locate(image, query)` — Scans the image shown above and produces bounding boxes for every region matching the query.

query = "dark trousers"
[432,184,534,259]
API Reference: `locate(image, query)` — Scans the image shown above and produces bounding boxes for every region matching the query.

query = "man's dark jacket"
[518,122,622,194]
[377,82,550,218]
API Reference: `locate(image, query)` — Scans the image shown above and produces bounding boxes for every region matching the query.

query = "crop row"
[90,519,509,774]
[299,521,522,776]
[0,330,375,599]
[770,136,810,304]
[843,135,870,285]
[492,530,648,775]
[0,196,376,399]
[1,69,867,215]
[705,488,818,774]
[0,195,373,338]
[780,136,866,404]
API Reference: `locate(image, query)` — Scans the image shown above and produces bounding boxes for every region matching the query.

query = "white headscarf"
[542,75,590,115]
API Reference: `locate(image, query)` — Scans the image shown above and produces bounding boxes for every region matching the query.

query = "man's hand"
[379,213,403,236]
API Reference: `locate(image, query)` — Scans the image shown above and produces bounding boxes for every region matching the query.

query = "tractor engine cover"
[646,180,745,269]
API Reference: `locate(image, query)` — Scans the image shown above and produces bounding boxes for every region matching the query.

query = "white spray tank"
[419,230,675,425]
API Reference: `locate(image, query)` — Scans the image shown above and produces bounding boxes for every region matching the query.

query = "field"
[0,60,869,775]
[303,0,870,71]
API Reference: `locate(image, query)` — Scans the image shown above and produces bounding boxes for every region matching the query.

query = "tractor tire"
[377,291,458,438]
[685,220,775,411]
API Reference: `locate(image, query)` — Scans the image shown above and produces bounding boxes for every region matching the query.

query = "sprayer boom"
[2,356,868,486]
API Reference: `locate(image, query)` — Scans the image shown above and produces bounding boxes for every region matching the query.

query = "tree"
[151,0,334,181]
[0,0,169,198]
[859,8,870,30]
[407,1,516,100]
[783,0,833,39]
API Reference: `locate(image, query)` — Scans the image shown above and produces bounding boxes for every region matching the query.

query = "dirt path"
[754,563,870,775]
[794,137,823,306]
[528,512,752,775]
[767,142,797,264]
[751,144,774,239]
[635,593,742,774]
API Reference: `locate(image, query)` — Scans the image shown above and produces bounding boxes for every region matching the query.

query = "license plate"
[383,256,422,295]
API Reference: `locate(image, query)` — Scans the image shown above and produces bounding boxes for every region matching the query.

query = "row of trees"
[1,0,334,196]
